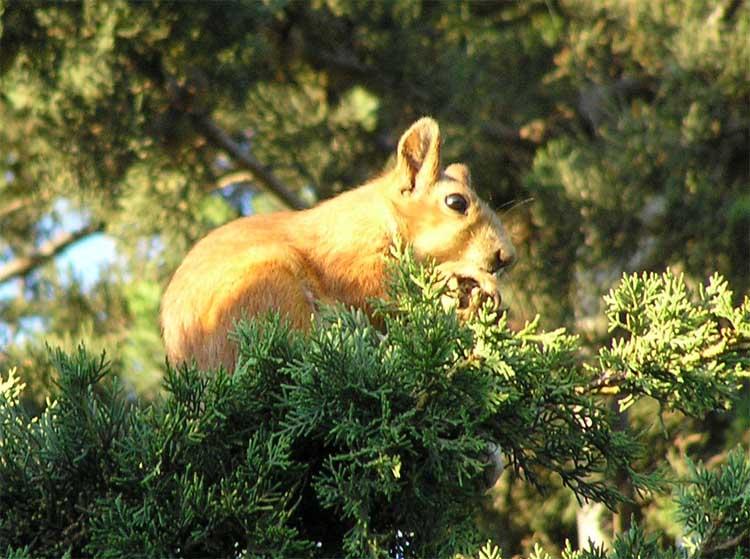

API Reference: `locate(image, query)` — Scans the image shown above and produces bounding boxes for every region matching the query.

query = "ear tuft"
[396,117,442,191]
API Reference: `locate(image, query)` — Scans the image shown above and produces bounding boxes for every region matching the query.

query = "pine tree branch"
[583,369,628,394]
[0,221,105,284]
[0,197,33,221]
[697,516,749,556]
[124,50,309,211]
[190,113,308,210]
[213,171,254,191]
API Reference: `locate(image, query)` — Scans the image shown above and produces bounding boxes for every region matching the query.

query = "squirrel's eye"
[445,193,468,214]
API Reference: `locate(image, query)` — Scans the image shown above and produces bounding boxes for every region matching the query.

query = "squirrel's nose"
[491,248,516,274]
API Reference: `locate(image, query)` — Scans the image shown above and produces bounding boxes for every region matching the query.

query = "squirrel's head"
[389,117,516,277]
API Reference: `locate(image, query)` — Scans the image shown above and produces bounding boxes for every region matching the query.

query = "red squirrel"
[161,118,515,371]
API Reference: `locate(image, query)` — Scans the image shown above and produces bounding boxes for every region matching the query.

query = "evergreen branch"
[0,220,105,284]
[699,527,750,556]
[190,113,308,210]
[214,171,255,191]
[1,258,748,557]
[124,49,309,211]
[584,369,629,394]
[0,198,33,221]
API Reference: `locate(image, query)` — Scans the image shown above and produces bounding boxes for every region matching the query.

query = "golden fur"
[160,118,515,371]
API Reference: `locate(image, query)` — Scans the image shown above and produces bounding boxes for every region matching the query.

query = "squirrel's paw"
[436,263,502,315]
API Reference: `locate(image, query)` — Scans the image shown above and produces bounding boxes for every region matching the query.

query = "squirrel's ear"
[396,117,442,192]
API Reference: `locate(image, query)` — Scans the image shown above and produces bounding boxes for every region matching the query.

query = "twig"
[0,197,33,222]
[125,49,309,211]
[582,369,629,394]
[0,221,105,284]
[699,526,749,556]
[191,113,308,211]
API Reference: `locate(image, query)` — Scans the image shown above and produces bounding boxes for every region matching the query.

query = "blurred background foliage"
[0,0,748,555]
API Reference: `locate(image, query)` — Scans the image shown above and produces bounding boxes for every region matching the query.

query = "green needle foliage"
[678,447,750,558]
[465,447,750,559]
[1,254,748,558]
[597,271,750,416]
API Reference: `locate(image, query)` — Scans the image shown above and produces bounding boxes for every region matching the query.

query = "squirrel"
[160,117,516,372]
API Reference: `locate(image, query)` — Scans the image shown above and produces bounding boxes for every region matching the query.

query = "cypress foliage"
[1,254,748,558]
